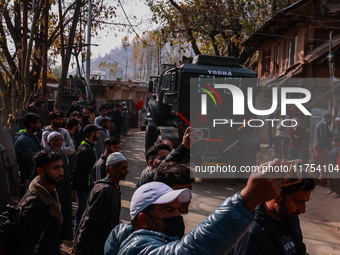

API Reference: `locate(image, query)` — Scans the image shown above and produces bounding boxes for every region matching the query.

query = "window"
[262,47,271,75]
[284,36,298,68]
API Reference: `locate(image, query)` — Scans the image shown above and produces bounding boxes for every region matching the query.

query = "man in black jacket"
[92,137,120,182]
[74,152,128,255]
[72,124,99,234]
[17,149,64,255]
[232,178,316,255]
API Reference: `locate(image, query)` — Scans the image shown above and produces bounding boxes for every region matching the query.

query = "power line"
[117,0,156,47]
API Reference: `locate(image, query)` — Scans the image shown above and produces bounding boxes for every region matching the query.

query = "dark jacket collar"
[29,176,63,225]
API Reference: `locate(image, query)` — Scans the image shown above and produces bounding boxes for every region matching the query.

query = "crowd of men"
[270,107,340,197]
[10,94,333,255]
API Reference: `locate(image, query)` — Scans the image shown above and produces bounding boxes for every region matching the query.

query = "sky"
[90,0,155,60]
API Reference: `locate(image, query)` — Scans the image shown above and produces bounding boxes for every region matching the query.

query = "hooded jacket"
[104,193,254,255]
[14,130,43,179]
[232,204,306,255]
[17,176,63,255]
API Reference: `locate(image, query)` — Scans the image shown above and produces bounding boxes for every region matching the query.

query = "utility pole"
[85,0,92,100]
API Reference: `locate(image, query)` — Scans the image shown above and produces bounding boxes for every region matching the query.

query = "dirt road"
[63,129,340,254]
[120,130,340,254]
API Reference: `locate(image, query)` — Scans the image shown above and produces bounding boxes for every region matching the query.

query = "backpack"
[0,196,44,255]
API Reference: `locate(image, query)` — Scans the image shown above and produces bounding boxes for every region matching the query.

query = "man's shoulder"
[93,179,112,190]
[59,127,68,134]
[42,127,53,134]
[20,194,47,216]
[93,179,120,195]
[15,132,35,143]
[119,229,179,254]
[78,143,93,152]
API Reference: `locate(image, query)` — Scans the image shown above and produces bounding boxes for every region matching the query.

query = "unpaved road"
[120,130,340,254]
[63,129,340,254]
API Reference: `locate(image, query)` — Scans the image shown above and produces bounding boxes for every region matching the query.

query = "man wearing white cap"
[73,152,128,255]
[105,162,286,255]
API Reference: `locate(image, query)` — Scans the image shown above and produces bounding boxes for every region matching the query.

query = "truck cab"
[145,55,259,172]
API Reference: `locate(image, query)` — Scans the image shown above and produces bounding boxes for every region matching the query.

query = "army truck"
[145,55,259,171]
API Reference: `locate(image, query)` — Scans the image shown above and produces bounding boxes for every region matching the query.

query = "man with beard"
[16,149,64,255]
[92,136,120,182]
[74,152,128,255]
[81,108,92,128]
[15,113,43,193]
[232,178,316,255]
[94,104,111,127]
[41,110,75,156]
[27,93,50,127]
[72,124,99,234]
[105,160,287,255]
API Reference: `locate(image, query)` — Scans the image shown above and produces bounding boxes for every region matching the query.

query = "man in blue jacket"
[105,159,286,255]
[15,113,43,193]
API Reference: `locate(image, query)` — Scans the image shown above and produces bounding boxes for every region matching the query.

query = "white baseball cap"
[130,182,192,219]
[106,152,127,166]
[335,117,340,121]
[47,131,62,143]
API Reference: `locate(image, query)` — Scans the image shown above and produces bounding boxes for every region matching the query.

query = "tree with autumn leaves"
[0,0,301,116]
[0,0,117,115]
[143,0,300,67]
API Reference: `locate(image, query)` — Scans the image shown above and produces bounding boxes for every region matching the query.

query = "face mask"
[149,215,185,239]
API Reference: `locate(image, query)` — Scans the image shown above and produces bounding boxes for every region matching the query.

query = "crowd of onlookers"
[269,105,340,198]
[11,93,133,254]
[8,94,336,254]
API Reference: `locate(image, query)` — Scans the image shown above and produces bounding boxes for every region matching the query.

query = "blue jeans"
[74,191,90,235]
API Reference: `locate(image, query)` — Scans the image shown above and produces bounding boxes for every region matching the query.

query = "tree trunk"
[55,0,83,110]
[272,0,277,14]
[23,0,43,108]
[168,0,200,55]
[209,34,220,56]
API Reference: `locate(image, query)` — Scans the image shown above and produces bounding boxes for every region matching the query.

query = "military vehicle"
[145,55,259,170]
